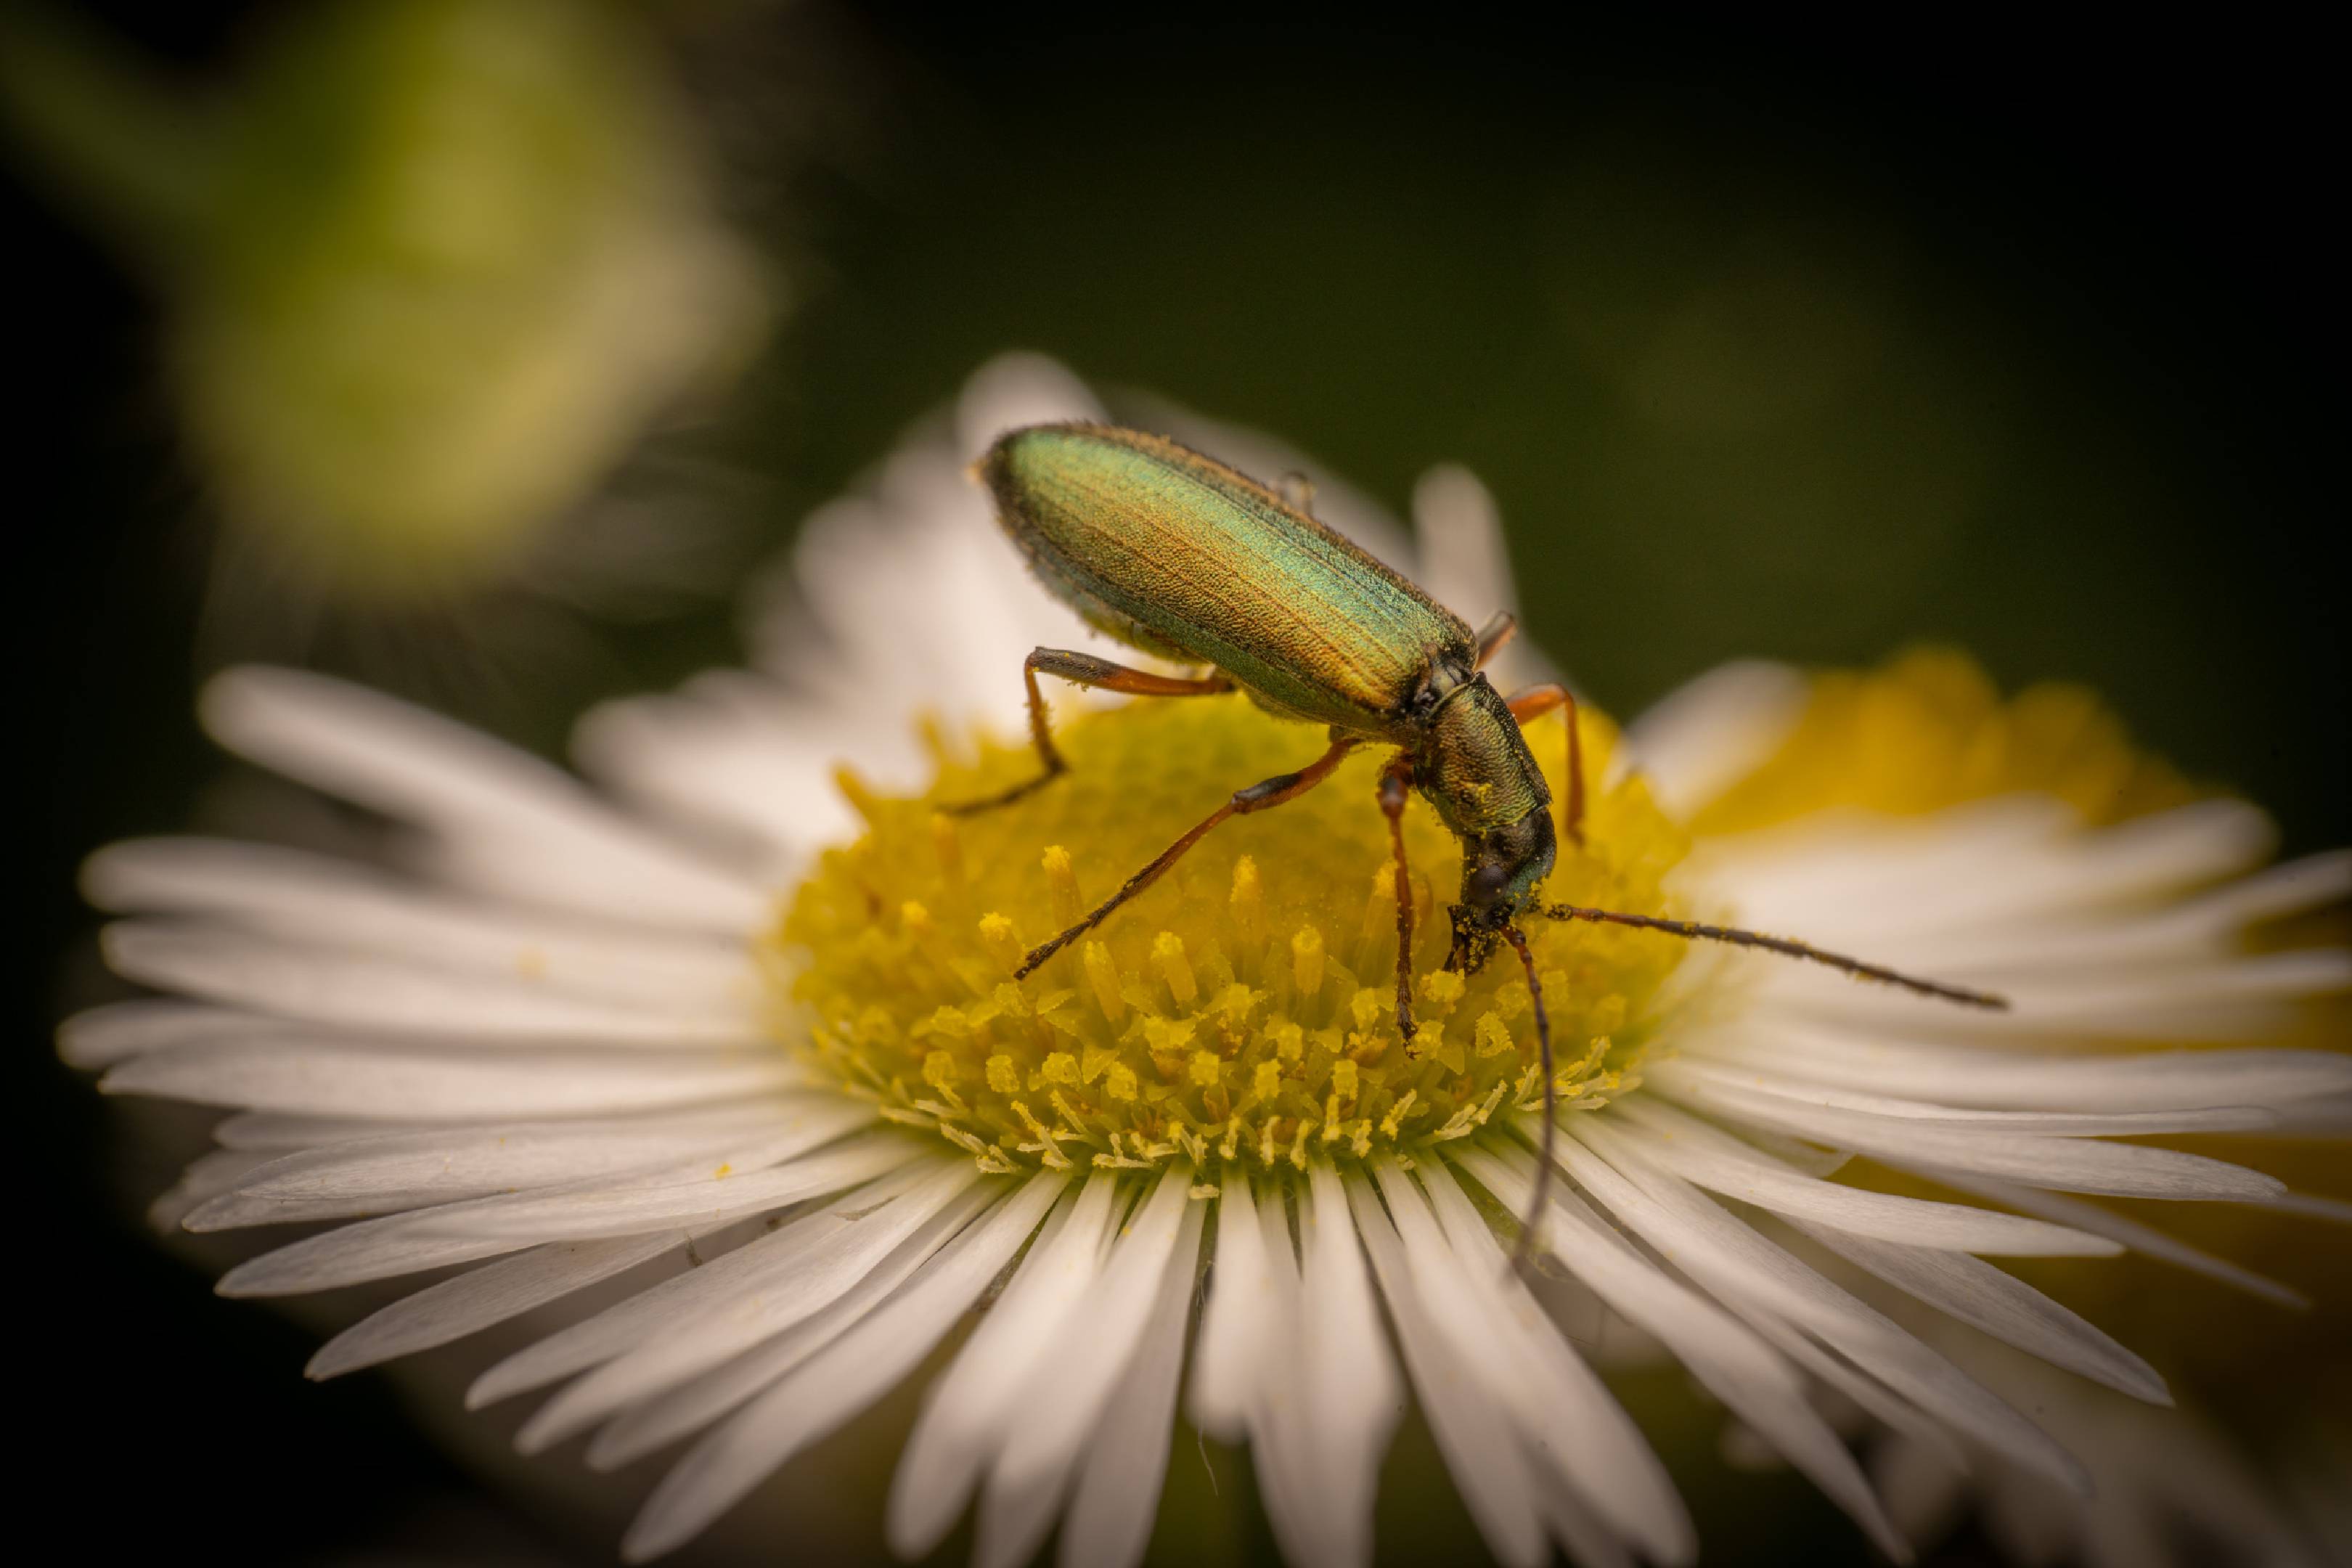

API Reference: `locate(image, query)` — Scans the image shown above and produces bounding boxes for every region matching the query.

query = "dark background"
[17,6,2343,1565]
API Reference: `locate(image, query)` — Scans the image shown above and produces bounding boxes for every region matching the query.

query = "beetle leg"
[1503,682,1585,846]
[1501,923,1558,1273]
[1376,754,1418,1039]
[1471,610,1517,667]
[943,648,1235,815]
[1016,737,1358,977]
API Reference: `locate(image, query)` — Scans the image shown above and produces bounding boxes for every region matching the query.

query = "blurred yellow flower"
[4,0,770,598]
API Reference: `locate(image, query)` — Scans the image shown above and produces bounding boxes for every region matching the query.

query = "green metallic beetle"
[955,423,2001,1249]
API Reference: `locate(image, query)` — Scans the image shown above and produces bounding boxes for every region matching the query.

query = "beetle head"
[1445,806,1556,973]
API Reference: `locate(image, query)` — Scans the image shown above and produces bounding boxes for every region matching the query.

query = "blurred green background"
[15,4,2343,1565]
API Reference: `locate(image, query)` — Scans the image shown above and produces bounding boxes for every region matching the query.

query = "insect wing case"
[979,425,1471,730]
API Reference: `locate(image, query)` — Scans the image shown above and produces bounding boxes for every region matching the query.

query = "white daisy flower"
[69,355,2351,1568]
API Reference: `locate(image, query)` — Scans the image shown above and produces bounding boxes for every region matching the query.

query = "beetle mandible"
[950,423,2003,1257]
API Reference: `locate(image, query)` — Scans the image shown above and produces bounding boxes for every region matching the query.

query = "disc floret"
[771,695,1696,1176]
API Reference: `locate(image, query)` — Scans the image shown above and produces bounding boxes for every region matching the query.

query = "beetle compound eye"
[773,697,1691,1180]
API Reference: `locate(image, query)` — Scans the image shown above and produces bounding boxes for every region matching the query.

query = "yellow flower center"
[767,695,1695,1176]
[1696,646,2196,834]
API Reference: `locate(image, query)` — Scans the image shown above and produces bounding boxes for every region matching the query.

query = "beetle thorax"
[1413,673,1551,839]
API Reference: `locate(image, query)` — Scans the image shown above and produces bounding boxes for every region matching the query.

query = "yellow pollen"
[772,695,1689,1177]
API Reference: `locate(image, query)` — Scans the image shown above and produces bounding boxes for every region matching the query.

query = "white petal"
[1750,949,2352,1041]
[1058,1193,1207,1568]
[587,1179,1003,1470]
[979,1167,1195,1568]
[1788,1220,2168,1403]
[760,409,1108,742]
[1214,1169,1389,1568]
[1731,1280,1971,1470]
[1968,798,2283,915]
[1738,1127,1855,1177]
[1289,1161,1405,1568]
[1237,1180,1327,1568]
[412,1131,908,1244]
[2269,1092,2352,1136]
[620,1170,1068,1563]
[2269,1191,2352,1225]
[1561,1118,2087,1492]
[1538,1486,1641,1568]
[573,669,845,868]
[220,1126,894,1297]
[104,1035,804,1121]
[517,1159,984,1453]
[200,666,769,933]
[189,1108,791,1229]
[2182,847,2352,927]
[57,1000,254,1069]
[1657,1058,2276,1134]
[1617,659,1808,816]
[1833,849,2352,976]
[102,921,756,1044]
[308,1233,695,1379]
[1693,799,2077,924]
[886,1171,1122,1558]
[1693,1026,2352,1113]
[1896,1171,2309,1310]
[470,1164,941,1407]
[85,838,757,1011]
[955,352,1111,458]
[1654,1064,2286,1201]
[1451,1144,1912,1559]
[1373,1159,1692,1564]
[1699,798,2277,943]
[1609,1098,2119,1254]
[1186,1162,1270,1441]
[1345,1172,1546,1568]
[148,1148,278,1232]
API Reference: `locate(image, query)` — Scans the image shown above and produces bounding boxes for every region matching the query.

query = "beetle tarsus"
[940,762,1066,817]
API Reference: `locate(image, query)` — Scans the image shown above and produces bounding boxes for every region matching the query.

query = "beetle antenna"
[1501,924,1555,1273]
[1536,903,2008,1010]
